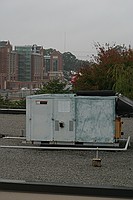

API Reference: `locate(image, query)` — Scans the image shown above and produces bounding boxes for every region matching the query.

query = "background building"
[0,41,64,92]
[16,46,32,82]
[0,41,12,89]
[31,44,44,84]
[8,45,44,90]
[44,50,64,81]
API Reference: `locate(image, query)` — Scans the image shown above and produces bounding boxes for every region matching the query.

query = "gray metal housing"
[26,94,116,145]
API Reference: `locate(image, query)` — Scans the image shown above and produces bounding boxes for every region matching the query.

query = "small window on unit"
[36,101,48,105]
[40,101,47,104]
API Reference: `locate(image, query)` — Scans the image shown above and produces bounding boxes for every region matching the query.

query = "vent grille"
[69,121,74,131]
[55,120,59,131]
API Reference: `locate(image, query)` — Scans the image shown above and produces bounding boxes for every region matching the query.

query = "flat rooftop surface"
[0,138,132,188]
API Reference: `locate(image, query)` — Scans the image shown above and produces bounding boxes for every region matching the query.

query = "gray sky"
[1,0,133,60]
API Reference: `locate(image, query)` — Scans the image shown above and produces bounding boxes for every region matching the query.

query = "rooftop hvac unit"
[26,92,120,146]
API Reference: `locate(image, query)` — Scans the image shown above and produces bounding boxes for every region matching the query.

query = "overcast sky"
[0,0,133,60]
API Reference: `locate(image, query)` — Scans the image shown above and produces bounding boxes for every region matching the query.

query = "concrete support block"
[92,158,101,167]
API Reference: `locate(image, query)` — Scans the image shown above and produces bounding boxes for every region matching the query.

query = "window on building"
[53,59,58,71]
[45,59,50,72]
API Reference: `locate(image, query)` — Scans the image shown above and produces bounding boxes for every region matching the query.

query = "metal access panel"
[75,96,115,143]
[26,96,53,141]
[53,97,75,142]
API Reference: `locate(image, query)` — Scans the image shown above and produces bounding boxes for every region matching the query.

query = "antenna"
[64,32,66,53]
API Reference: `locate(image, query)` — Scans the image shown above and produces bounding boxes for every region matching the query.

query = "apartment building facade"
[0,41,12,89]
[0,41,64,90]
[8,44,44,90]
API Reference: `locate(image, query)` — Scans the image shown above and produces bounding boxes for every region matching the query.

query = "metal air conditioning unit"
[26,91,126,146]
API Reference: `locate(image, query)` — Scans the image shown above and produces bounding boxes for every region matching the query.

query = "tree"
[94,43,133,97]
[112,64,133,98]
[74,43,133,99]
[44,48,55,56]
[0,93,26,109]
[13,98,26,109]
[0,95,4,108]
[72,63,98,92]
[35,79,71,94]
[62,52,80,72]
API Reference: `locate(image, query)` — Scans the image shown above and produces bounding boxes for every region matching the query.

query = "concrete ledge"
[0,179,132,198]
[0,109,26,114]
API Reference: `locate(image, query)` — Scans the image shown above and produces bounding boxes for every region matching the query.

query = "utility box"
[26,93,116,145]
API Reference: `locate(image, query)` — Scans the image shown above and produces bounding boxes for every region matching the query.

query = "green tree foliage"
[62,52,82,72]
[13,98,26,109]
[35,79,71,94]
[74,43,133,99]
[0,94,26,109]
[72,62,97,92]
[44,48,55,55]
[0,95,4,107]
